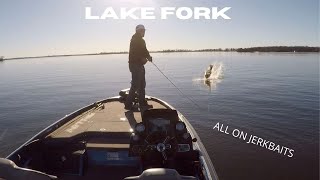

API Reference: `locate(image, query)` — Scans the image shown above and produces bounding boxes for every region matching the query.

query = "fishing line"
[151,61,202,109]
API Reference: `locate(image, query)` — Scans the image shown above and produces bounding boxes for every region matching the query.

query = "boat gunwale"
[6,96,121,159]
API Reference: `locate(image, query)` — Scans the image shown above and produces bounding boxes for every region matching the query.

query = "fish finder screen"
[149,118,171,133]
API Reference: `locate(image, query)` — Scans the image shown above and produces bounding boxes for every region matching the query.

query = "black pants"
[125,63,146,106]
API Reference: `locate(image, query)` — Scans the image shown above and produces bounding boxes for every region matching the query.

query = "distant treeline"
[3,46,319,60]
[157,48,237,52]
[153,46,319,53]
[236,46,320,52]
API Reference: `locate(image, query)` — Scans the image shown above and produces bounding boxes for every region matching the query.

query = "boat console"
[129,109,196,171]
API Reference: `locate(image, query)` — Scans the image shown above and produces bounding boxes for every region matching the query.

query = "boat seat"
[123,168,196,180]
[0,158,57,180]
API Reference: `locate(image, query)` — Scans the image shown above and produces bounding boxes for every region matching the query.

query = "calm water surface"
[0,52,318,180]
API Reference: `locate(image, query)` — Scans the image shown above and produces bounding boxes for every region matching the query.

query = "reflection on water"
[0,129,8,142]
[0,52,318,180]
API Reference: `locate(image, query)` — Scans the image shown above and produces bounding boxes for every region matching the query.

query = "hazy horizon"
[1,0,319,58]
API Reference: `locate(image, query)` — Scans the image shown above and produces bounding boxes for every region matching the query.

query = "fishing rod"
[151,61,202,109]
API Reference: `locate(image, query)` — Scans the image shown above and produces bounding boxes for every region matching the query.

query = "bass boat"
[0,89,219,180]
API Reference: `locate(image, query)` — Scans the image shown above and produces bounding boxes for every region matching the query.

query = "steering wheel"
[143,131,177,160]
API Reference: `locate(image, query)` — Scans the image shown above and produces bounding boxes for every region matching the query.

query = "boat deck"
[41,99,169,179]
[46,99,168,143]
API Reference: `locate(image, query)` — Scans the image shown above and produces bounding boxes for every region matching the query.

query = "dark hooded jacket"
[129,33,150,65]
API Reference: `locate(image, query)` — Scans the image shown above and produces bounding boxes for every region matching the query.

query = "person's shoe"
[124,104,133,110]
[139,103,153,110]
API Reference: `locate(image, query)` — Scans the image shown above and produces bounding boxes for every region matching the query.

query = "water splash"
[193,62,225,91]
[205,62,224,80]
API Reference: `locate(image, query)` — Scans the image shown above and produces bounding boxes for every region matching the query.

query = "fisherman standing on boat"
[125,24,153,110]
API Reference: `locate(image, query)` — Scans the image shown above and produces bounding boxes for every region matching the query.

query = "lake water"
[0,52,318,180]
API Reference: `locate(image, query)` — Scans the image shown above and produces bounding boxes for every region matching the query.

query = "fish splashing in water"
[193,62,225,91]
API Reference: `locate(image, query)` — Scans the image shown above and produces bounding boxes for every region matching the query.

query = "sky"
[0,0,319,58]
